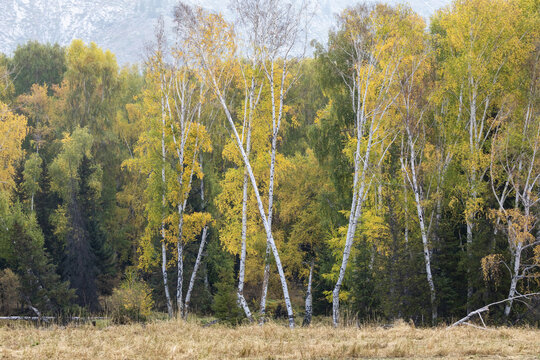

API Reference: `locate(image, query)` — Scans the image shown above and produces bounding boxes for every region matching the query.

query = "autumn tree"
[433,0,529,311]
[49,127,103,310]
[316,4,404,326]
[0,102,27,191]
[487,2,540,317]
[128,19,212,318]
[394,6,449,324]
[230,0,310,322]
[175,2,297,327]
[10,41,66,96]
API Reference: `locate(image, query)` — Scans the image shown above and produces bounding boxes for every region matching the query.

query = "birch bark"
[403,134,437,323]
[160,77,173,318]
[331,39,399,326]
[237,79,256,322]
[302,260,314,326]
[175,2,302,327]
[183,155,209,318]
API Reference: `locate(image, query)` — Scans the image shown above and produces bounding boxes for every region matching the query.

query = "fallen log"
[0,316,106,322]
[448,293,540,329]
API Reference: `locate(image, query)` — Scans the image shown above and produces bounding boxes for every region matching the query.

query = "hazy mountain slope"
[0,0,450,65]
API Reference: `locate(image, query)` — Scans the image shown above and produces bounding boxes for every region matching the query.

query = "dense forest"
[0,0,538,328]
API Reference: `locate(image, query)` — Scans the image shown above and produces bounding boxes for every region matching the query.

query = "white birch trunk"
[160,78,173,318]
[238,93,254,322]
[332,92,374,326]
[184,225,208,318]
[504,241,522,317]
[165,73,202,318]
[407,138,437,323]
[259,61,287,321]
[302,260,314,327]
[466,83,478,313]
[259,248,271,323]
[466,207,474,313]
[212,79,296,328]
[184,157,210,318]
[176,239,184,315]
[175,157,199,316]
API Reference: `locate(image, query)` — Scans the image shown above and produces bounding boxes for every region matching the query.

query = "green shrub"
[211,258,242,325]
[0,269,20,315]
[103,272,153,324]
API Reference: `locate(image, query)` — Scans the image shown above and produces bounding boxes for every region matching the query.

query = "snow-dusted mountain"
[0,0,450,65]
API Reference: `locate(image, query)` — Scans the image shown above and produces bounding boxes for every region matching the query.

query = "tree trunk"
[238,160,254,322]
[160,79,173,318]
[213,82,295,328]
[332,106,373,327]
[504,241,522,317]
[303,260,314,327]
[466,83,477,314]
[183,225,207,318]
[238,83,255,322]
[408,140,437,324]
[184,158,209,319]
[161,239,173,318]
[466,216,474,314]
[259,246,271,324]
[332,182,365,327]
[259,64,283,321]
[176,234,184,316]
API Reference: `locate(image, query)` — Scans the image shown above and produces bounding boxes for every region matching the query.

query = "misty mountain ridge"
[0,0,450,65]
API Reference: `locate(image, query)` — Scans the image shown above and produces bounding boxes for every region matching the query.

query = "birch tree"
[488,14,540,316]
[156,20,174,318]
[130,19,212,318]
[183,155,211,318]
[174,2,296,327]
[230,0,310,322]
[236,71,263,322]
[163,57,211,317]
[323,4,403,327]
[126,19,174,317]
[395,7,445,324]
[434,0,527,310]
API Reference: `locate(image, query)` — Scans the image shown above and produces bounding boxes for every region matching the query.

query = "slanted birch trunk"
[175,2,300,328]
[184,157,209,318]
[490,50,540,317]
[184,225,208,318]
[505,240,522,317]
[259,247,271,323]
[331,42,399,326]
[259,60,287,322]
[214,81,295,328]
[332,98,373,327]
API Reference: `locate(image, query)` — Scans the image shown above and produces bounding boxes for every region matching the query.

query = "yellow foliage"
[481,254,504,288]
[490,208,536,252]
[103,272,154,324]
[360,208,391,257]
[0,102,27,190]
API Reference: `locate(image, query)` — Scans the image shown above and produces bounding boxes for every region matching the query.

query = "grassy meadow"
[1,319,539,359]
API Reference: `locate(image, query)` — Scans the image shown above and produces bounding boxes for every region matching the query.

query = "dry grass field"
[1,319,539,359]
